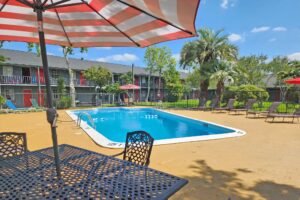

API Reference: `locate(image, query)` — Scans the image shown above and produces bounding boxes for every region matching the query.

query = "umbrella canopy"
[285,77,300,84]
[120,84,140,90]
[0,0,200,47]
[0,0,200,178]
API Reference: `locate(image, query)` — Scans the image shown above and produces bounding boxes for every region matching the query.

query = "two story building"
[0,49,187,107]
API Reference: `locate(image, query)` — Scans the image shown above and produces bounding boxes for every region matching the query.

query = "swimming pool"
[67,108,245,148]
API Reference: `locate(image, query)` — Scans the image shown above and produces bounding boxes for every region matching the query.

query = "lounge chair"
[207,97,219,111]
[246,102,281,118]
[265,107,300,123]
[213,99,235,113]
[5,100,32,112]
[229,99,256,115]
[192,98,207,110]
[30,98,45,110]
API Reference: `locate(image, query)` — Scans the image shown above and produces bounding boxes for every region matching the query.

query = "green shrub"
[223,86,238,103]
[0,95,6,108]
[56,96,71,109]
[165,82,183,102]
[236,85,269,103]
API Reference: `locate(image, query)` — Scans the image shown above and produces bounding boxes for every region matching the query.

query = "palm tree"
[210,61,234,100]
[180,28,238,105]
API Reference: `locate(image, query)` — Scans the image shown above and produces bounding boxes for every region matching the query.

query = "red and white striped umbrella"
[0,0,200,178]
[0,0,200,47]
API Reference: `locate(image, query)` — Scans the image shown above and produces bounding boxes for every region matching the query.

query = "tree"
[156,47,172,98]
[210,60,234,100]
[120,71,133,84]
[232,55,268,86]
[144,46,174,101]
[61,46,88,107]
[84,66,112,105]
[144,46,158,102]
[266,56,290,101]
[27,42,40,56]
[180,28,238,105]
[0,95,5,109]
[163,58,183,102]
[84,66,112,91]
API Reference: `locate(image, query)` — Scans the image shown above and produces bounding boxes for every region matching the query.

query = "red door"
[80,72,86,85]
[38,89,45,106]
[23,89,32,107]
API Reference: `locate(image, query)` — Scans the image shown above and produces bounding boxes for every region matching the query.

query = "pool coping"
[66,108,246,149]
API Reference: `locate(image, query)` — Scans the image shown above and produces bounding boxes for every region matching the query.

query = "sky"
[2,0,300,68]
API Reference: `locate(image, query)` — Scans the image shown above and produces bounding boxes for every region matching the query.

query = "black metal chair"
[113,131,154,166]
[0,132,28,159]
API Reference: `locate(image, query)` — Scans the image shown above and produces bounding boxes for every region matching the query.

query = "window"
[52,89,59,100]
[4,89,14,100]
[51,70,59,79]
[3,66,13,76]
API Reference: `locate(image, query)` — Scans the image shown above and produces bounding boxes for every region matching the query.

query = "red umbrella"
[285,77,300,84]
[120,84,140,90]
[0,0,200,177]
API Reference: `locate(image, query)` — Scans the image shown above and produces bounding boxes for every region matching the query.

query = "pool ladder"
[77,112,95,129]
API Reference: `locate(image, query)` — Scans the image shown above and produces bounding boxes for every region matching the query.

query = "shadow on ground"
[172,160,300,200]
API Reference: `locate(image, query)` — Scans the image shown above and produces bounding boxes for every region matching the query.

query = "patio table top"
[0,144,187,200]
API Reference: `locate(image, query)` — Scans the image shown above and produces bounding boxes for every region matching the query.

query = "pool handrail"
[77,112,95,129]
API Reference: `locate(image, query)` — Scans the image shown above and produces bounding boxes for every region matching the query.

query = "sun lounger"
[5,100,35,113]
[246,102,281,118]
[213,99,235,112]
[265,107,300,123]
[192,98,207,110]
[206,97,219,111]
[229,99,256,115]
[30,99,45,110]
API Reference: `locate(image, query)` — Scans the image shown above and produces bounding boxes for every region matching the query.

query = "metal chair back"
[268,102,281,113]
[245,99,256,110]
[227,99,235,109]
[0,132,27,159]
[123,131,154,166]
[210,97,219,109]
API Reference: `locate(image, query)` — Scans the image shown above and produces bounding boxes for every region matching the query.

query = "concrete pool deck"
[1,108,300,200]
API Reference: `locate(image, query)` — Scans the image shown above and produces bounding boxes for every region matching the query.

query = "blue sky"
[2,0,300,68]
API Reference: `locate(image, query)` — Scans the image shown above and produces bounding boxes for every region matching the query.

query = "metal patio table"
[0,144,187,199]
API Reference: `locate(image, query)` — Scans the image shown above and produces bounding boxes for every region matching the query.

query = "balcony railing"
[0,75,93,87]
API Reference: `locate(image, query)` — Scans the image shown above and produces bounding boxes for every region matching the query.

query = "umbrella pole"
[37,8,61,178]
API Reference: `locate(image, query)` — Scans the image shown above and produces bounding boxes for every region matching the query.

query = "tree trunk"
[63,49,76,107]
[158,72,161,100]
[145,73,151,102]
[216,81,224,102]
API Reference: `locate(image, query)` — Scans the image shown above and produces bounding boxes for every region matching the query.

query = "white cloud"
[221,0,229,9]
[268,38,277,42]
[172,53,180,62]
[251,26,270,33]
[96,53,138,62]
[288,52,300,61]
[273,26,287,32]
[228,33,243,42]
[220,0,236,9]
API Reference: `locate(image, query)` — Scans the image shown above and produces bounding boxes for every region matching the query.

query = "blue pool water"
[72,108,235,143]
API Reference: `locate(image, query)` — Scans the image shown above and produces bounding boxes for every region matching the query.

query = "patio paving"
[0,108,299,200]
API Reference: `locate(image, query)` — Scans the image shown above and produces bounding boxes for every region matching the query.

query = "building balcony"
[0,75,94,87]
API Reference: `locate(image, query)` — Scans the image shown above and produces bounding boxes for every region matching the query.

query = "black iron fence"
[1,88,299,113]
